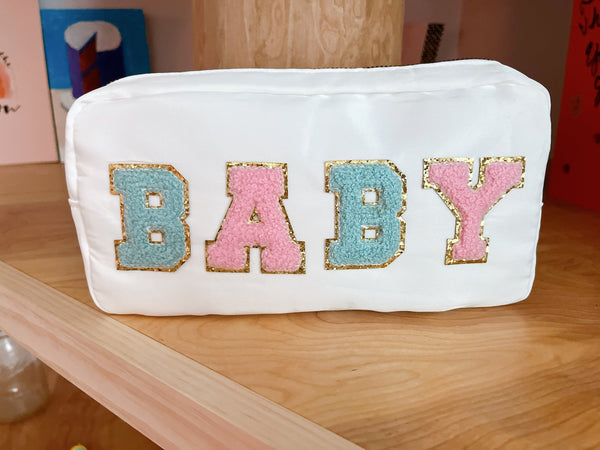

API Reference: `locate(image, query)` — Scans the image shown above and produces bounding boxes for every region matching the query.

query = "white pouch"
[65,60,551,315]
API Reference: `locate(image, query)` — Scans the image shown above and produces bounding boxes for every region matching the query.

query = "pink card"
[0,2,57,165]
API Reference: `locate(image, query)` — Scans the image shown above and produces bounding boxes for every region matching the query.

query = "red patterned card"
[549,0,600,211]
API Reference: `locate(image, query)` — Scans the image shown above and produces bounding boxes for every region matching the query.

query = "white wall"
[458,0,573,147]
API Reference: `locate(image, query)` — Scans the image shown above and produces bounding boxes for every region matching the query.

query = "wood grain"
[0,264,355,448]
[193,0,404,69]
[1,162,600,448]
[0,366,160,450]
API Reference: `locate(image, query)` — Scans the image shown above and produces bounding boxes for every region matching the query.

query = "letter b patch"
[110,164,190,271]
[325,160,406,269]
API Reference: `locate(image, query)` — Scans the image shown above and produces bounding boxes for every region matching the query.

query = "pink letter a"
[206,163,305,273]
[423,157,525,264]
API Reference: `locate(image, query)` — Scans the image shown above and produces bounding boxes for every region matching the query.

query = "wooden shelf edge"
[0,261,357,449]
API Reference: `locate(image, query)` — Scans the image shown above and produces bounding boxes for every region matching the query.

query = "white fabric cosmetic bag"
[65,60,551,316]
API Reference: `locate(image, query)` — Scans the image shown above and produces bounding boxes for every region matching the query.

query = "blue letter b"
[110,164,190,271]
[325,161,406,269]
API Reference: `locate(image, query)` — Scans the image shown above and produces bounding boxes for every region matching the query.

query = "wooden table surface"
[0,163,598,448]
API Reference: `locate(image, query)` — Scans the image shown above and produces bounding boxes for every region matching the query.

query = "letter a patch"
[206,162,305,273]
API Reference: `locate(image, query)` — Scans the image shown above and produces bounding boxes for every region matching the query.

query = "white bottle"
[0,331,49,423]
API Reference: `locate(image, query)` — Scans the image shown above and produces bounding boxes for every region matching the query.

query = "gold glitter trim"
[248,207,261,224]
[362,188,379,205]
[148,229,165,244]
[109,163,191,272]
[145,191,163,209]
[205,162,306,274]
[324,160,407,270]
[361,226,379,241]
[422,156,526,265]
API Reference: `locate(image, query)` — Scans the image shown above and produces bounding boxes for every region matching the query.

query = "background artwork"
[548,0,600,212]
[0,52,14,100]
[0,1,57,165]
[0,51,20,115]
[64,21,125,100]
[40,9,150,159]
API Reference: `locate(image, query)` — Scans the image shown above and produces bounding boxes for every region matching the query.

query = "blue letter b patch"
[325,160,406,269]
[110,164,190,271]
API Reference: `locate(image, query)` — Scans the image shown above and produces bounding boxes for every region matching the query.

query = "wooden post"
[193,0,404,69]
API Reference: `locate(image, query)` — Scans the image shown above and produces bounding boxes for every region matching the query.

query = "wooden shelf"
[1,162,599,448]
[0,366,160,449]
